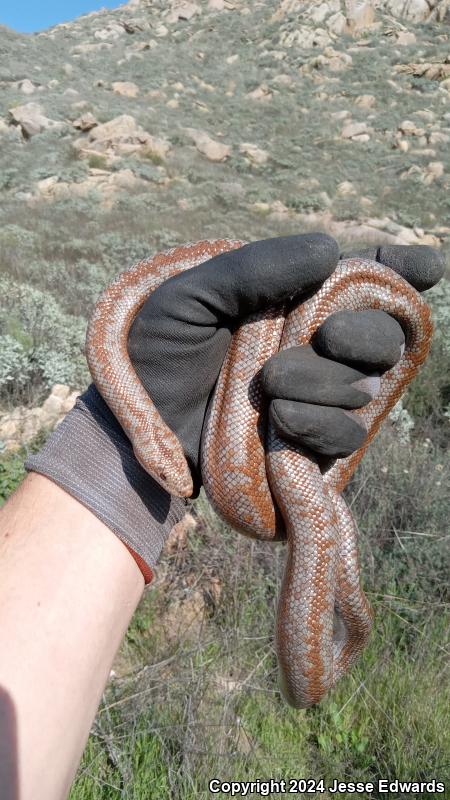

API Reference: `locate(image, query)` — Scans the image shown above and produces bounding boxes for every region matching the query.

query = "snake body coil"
[86,239,433,708]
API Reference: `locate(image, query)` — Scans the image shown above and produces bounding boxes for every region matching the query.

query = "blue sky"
[1,1,123,33]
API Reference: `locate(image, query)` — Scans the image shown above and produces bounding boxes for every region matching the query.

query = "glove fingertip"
[377,245,446,292]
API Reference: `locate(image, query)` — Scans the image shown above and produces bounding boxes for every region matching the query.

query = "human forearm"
[0,472,144,800]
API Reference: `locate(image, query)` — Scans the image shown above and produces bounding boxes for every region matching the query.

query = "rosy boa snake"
[86,238,433,708]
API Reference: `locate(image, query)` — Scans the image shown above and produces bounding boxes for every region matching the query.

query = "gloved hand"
[25,234,444,584]
[128,236,444,480]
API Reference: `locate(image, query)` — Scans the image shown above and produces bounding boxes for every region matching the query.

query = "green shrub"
[0,276,89,407]
[87,154,109,170]
[0,334,32,393]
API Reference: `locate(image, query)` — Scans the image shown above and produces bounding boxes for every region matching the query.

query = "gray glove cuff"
[24,384,189,583]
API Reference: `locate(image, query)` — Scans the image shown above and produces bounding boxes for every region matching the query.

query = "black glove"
[128,235,444,490]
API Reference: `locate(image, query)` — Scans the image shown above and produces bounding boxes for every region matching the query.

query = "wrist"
[24,385,189,583]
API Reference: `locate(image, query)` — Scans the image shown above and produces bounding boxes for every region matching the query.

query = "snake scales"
[86,238,433,708]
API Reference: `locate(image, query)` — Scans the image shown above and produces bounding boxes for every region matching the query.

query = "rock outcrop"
[72,114,171,161]
[8,102,63,138]
[0,385,80,453]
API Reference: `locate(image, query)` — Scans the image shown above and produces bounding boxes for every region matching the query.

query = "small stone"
[112,169,145,189]
[184,127,231,161]
[21,416,40,440]
[50,384,71,401]
[391,0,431,22]
[0,420,18,440]
[72,112,97,131]
[164,512,197,552]
[3,441,20,453]
[309,1,338,25]
[252,202,270,213]
[327,11,347,35]
[355,94,375,109]
[396,31,416,45]
[280,26,331,49]
[269,199,290,216]
[336,180,356,196]
[399,119,425,136]
[154,23,168,37]
[345,0,376,32]
[42,394,64,416]
[341,121,368,139]
[94,24,124,41]
[19,79,35,95]
[36,176,59,196]
[62,391,81,414]
[429,131,449,145]
[272,73,294,87]
[423,161,444,184]
[246,83,273,101]
[331,109,351,120]
[112,81,139,97]
[239,142,269,164]
[165,1,201,23]
[415,110,435,122]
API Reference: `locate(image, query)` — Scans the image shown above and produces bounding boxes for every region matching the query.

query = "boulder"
[19,79,36,95]
[310,1,341,24]
[72,112,98,131]
[164,1,201,23]
[246,83,273,101]
[0,385,80,452]
[73,114,171,161]
[383,0,431,21]
[111,81,139,97]
[336,180,357,196]
[183,128,231,161]
[423,161,444,184]
[8,103,62,138]
[50,384,71,401]
[396,31,417,45]
[355,94,376,109]
[280,26,331,49]
[239,142,269,165]
[302,47,353,73]
[398,119,426,136]
[345,1,376,32]
[94,23,124,40]
[34,168,153,207]
[327,10,347,33]
[36,176,60,197]
[341,121,370,139]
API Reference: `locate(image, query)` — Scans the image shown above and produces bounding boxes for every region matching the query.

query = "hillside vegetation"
[0,1,449,797]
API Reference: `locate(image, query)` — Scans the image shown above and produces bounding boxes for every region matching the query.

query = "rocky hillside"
[0,0,449,412]
[1,6,449,793]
